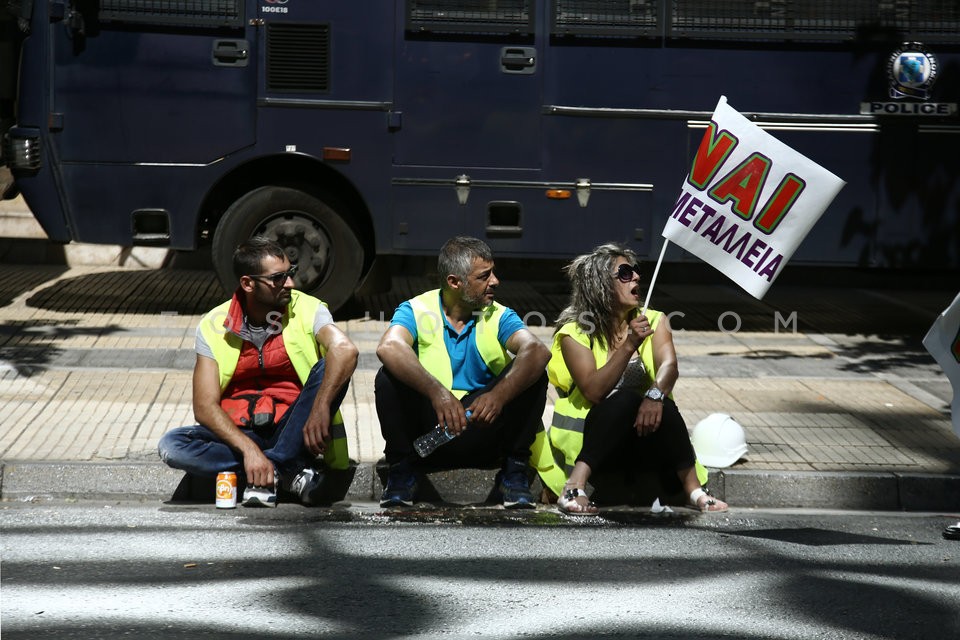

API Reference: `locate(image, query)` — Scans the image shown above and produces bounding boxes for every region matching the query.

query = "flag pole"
[641,239,670,316]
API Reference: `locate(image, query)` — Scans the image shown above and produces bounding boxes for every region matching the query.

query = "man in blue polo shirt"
[375,236,550,508]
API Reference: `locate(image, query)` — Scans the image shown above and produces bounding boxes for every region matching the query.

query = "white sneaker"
[242,470,278,507]
[285,467,324,505]
[242,484,277,507]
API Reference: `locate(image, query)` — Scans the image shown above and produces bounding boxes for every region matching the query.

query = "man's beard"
[461,288,490,308]
[255,288,290,312]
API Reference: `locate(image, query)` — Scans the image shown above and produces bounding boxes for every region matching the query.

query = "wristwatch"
[644,387,665,402]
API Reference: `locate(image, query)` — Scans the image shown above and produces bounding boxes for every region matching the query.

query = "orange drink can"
[215,471,238,508]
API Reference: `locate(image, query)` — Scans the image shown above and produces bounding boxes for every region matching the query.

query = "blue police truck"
[2,1,958,308]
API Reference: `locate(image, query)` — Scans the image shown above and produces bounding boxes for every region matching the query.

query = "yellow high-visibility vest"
[409,289,512,398]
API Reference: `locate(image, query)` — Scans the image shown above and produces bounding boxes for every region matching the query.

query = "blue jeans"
[157,360,346,479]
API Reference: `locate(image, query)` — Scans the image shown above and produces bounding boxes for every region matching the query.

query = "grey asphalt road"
[2,500,958,639]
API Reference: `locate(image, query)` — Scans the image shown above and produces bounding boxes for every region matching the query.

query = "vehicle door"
[391,0,543,250]
[50,1,256,165]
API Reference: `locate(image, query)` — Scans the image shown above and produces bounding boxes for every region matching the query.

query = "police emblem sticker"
[888,42,938,100]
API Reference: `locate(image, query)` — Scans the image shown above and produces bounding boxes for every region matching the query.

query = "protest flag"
[923,291,960,437]
[656,96,845,301]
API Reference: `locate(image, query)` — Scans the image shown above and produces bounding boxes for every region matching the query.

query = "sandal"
[557,486,599,515]
[689,488,728,513]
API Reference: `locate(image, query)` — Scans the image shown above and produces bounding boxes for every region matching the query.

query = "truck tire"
[212,186,364,310]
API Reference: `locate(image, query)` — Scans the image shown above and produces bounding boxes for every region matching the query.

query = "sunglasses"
[248,264,299,287]
[614,263,642,283]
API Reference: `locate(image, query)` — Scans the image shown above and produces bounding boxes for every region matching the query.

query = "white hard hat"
[692,413,748,468]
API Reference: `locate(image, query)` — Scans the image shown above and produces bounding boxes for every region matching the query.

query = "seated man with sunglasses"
[158,236,358,506]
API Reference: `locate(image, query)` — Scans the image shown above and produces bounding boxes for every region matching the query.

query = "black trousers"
[375,364,547,469]
[577,389,697,478]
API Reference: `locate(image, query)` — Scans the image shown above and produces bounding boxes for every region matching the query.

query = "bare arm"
[301,324,359,456]
[650,319,679,395]
[635,318,679,433]
[192,355,275,487]
[376,324,468,433]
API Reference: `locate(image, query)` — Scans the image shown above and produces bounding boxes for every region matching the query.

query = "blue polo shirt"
[390,294,525,393]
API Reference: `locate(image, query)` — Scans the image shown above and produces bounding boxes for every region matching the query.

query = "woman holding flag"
[531,243,726,515]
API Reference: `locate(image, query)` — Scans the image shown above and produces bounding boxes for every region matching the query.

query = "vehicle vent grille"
[267,23,331,93]
[670,0,960,44]
[407,0,534,35]
[99,0,243,28]
[550,1,960,44]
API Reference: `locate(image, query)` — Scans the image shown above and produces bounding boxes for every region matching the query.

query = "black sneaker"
[284,467,325,506]
[380,461,417,508]
[497,457,535,509]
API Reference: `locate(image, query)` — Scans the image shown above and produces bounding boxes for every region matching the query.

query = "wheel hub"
[259,213,332,291]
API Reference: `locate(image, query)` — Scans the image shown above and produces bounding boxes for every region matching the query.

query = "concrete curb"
[0,461,376,504]
[3,461,959,511]
[715,469,960,511]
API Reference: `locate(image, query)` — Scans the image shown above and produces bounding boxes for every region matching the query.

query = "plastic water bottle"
[413,410,471,458]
